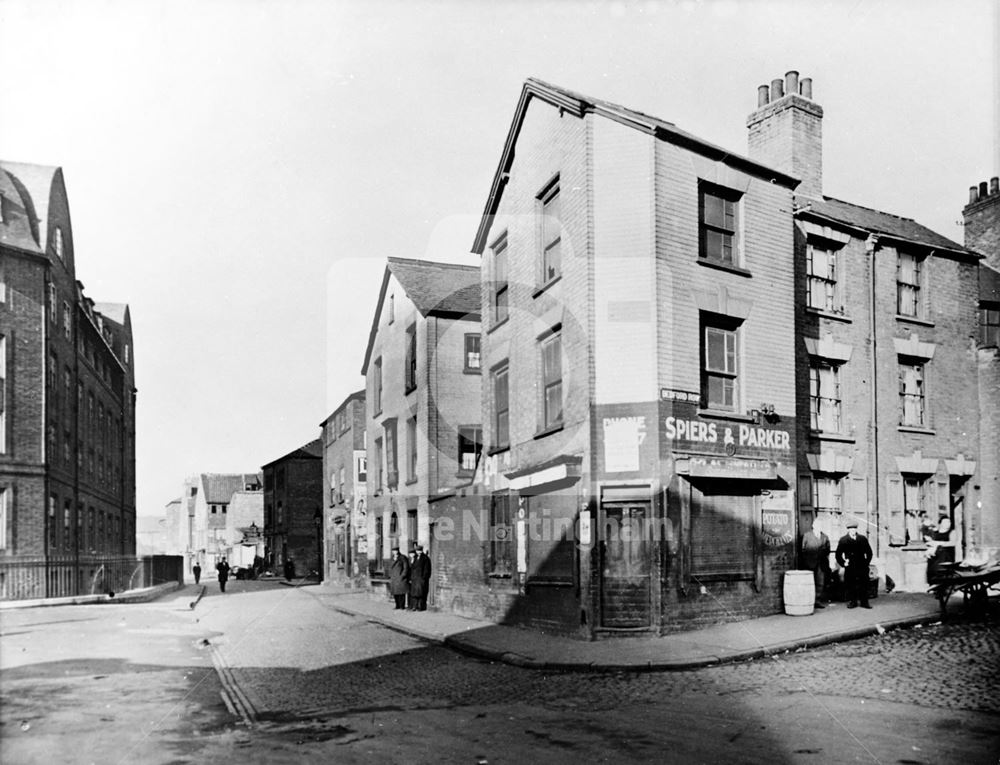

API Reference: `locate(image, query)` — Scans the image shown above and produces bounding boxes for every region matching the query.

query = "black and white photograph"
[1,0,998,762]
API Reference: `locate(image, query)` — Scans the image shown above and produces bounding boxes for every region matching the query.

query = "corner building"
[465,79,800,637]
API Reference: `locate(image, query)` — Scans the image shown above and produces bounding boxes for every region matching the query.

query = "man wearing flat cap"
[388,546,410,610]
[835,518,873,609]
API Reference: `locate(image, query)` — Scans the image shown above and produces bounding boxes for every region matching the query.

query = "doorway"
[600,501,652,628]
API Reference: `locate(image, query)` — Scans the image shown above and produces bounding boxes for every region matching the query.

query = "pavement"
[307,586,964,671]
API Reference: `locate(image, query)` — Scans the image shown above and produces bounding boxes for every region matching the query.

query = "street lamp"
[313,508,323,582]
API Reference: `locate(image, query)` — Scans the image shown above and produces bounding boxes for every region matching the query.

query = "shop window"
[690,483,754,579]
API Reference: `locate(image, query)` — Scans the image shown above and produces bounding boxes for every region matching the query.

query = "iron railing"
[0,554,183,602]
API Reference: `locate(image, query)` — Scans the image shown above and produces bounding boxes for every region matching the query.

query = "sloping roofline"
[471,78,800,254]
[319,388,366,428]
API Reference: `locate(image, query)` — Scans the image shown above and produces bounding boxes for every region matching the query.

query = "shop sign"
[677,456,776,480]
[602,415,647,472]
[761,508,794,547]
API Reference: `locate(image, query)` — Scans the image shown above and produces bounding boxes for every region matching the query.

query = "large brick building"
[746,73,984,592]
[0,161,137,599]
[262,440,323,578]
[361,258,481,597]
[319,389,366,585]
[446,78,802,637]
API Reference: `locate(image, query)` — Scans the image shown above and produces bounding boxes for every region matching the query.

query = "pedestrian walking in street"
[192,562,202,585]
[835,519,872,609]
[388,547,410,610]
[284,558,295,581]
[801,519,830,609]
[411,545,431,612]
[216,557,231,593]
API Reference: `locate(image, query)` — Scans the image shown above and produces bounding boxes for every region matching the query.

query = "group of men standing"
[388,545,431,611]
[801,518,874,609]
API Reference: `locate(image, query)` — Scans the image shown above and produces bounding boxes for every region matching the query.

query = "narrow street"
[2,582,998,764]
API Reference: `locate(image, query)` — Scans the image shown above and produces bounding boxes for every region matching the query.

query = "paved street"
[1,582,998,764]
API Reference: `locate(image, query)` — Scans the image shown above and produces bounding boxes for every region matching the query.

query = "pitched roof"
[360,257,481,374]
[798,196,973,257]
[320,389,366,428]
[472,78,799,254]
[93,302,130,326]
[0,161,61,254]
[261,438,323,468]
[201,473,262,504]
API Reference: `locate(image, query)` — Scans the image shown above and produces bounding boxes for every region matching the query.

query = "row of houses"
[0,161,138,600]
[306,72,999,640]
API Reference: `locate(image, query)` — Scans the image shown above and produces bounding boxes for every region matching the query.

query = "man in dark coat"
[835,518,872,609]
[410,545,431,611]
[801,519,831,608]
[216,557,231,593]
[388,547,410,610]
[192,562,202,585]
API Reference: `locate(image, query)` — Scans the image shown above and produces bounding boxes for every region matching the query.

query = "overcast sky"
[1,0,996,518]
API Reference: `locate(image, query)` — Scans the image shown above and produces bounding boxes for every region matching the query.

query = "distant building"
[182,472,260,576]
[0,161,136,600]
[262,440,323,578]
[319,389,366,585]
[361,258,481,598]
[226,489,263,571]
[965,177,1000,555]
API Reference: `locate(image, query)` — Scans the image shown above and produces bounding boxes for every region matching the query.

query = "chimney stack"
[746,70,824,199]
[963,176,1000,272]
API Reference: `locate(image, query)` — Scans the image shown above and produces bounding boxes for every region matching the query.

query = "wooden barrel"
[783,570,815,616]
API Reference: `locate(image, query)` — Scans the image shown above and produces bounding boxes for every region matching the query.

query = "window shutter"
[847,476,868,527]
[886,477,905,545]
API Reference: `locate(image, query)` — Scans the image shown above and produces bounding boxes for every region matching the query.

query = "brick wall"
[977,348,1000,552]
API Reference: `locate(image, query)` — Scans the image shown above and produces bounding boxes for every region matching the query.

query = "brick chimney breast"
[746,71,824,200]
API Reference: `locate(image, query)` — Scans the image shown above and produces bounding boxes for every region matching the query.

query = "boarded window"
[525,493,575,583]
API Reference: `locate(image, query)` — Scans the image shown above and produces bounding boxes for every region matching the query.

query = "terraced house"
[319,389,366,585]
[0,161,136,600]
[361,258,481,600]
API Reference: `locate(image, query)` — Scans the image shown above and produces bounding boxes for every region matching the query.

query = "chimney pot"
[991,177,999,195]
[770,78,784,102]
[800,77,813,99]
[757,85,770,107]
[970,186,980,204]
[785,71,799,96]
[980,181,989,198]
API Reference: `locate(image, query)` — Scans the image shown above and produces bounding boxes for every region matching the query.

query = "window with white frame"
[812,475,843,513]
[540,330,563,429]
[806,243,842,313]
[903,477,925,545]
[809,360,842,433]
[464,333,481,371]
[899,360,926,427]
[492,233,509,324]
[702,317,739,411]
[896,251,924,318]
[492,363,509,450]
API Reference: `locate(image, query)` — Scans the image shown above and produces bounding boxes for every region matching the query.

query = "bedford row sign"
[663,416,791,451]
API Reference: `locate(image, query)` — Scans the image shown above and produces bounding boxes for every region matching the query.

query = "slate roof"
[361,258,481,374]
[202,473,263,504]
[798,196,972,256]
[261,439,323,469]
[472,78,799,253]
[387,257,481,317]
